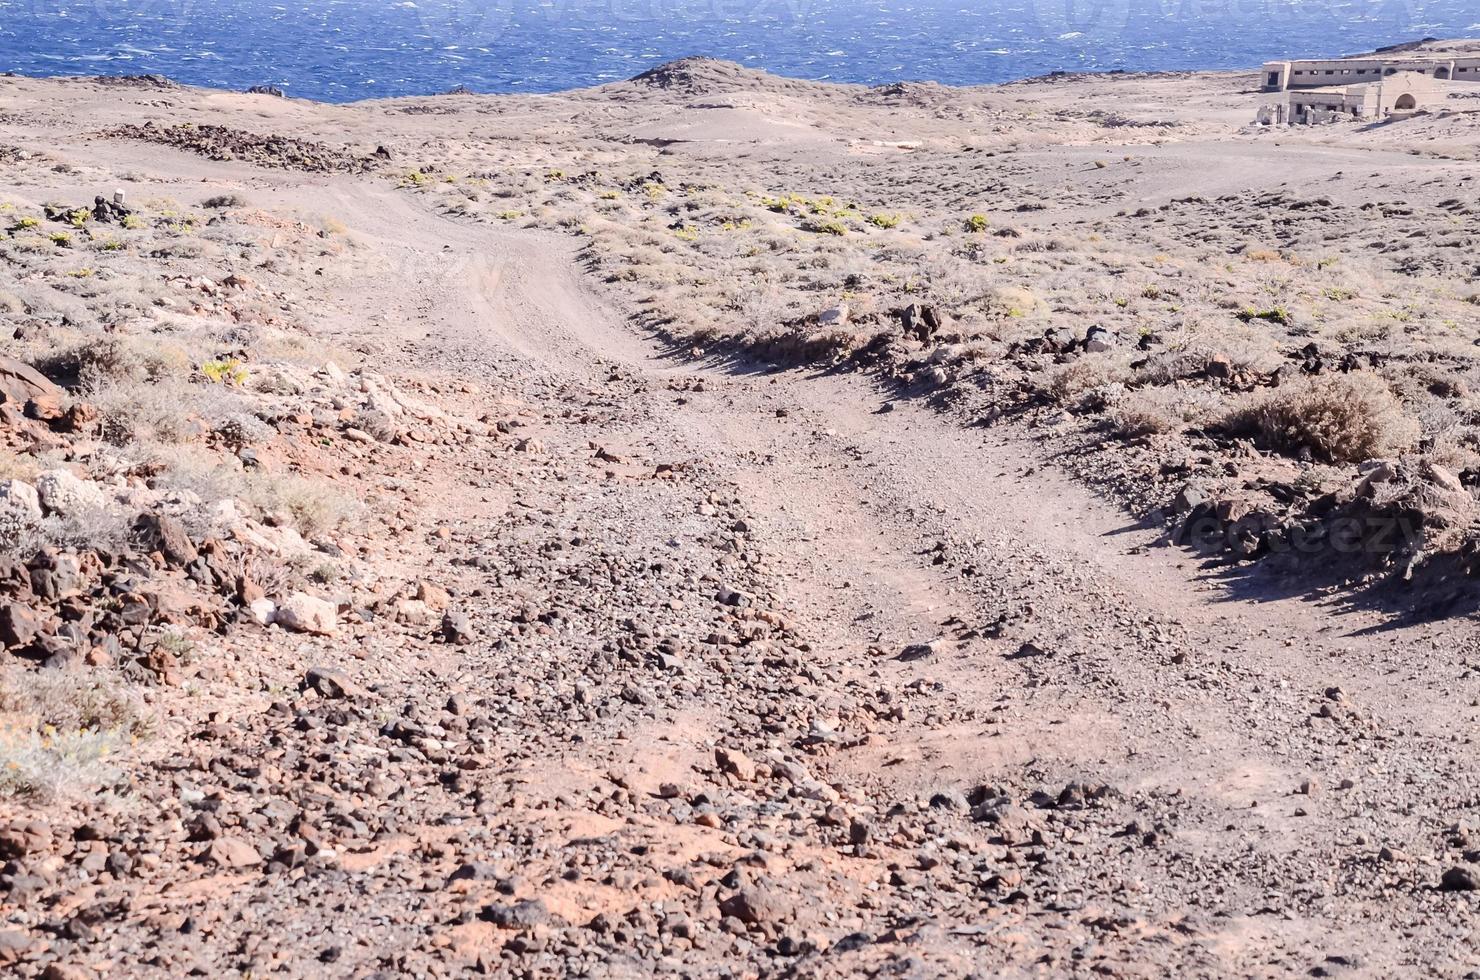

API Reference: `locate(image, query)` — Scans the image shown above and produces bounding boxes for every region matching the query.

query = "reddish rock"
[0,354,62,418]
[0,602,42,648]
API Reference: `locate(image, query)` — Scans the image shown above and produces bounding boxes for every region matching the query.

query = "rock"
[134,513,198,566]
[0,602,42,649]
[275,593,337,635]
[34,469,107,517]
[0,355,62,419]
[715,746,756,781]
[817,304,850,327]
[0,927,34,965]
[900,303,943,343]
[1084,325,1117,353]
[0,480,42,522]
[1172,483,1207,513]
[448,861,499,882]
[1205,353,1233,379]
[415,581,452,611]
[205,836,260,869]
[441,609,473,644]
[1423,462,1465,495]
[246,84,285,97]
[303,666,361,700]
[1441,866,1478,892]
[480,899,550,929]
[393,598,434,626]
[719,884,794,925]
[716,587,751,608]
[246,598,276,626]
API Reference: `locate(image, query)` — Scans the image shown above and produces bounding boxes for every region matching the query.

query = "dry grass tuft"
[0,666,154,800]
[1222,374,1420,464]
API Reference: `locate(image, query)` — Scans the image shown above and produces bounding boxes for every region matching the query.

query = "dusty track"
[306,181,1480,973]
[5,84,1480,971]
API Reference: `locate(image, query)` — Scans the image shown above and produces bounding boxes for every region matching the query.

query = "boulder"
[415,580,451,611]
[1084,325,1117,353]
[0,480,42,522]
[34,469,108,517]
[441,609,473,644]
[715,746,756,781]
[303,666,362,700]
[0,355,62,421]
[718,884,794,925]
[134,513,198,566]
[816,304,850,327]
[275,592,337,635]
[246,598,276,626]
[0,602,42,648]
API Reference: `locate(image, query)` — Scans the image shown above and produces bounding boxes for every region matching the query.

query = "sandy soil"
[1,50,1480,978]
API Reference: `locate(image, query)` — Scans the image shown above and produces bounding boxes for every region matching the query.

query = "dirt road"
[5,115,1479,973]
[282,181,1480,975]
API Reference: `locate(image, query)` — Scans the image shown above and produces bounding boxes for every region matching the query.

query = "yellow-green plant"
[201,358,248,385]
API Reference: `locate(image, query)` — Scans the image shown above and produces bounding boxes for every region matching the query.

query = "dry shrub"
[38,335,190,390]
[1045,358,1131,410]
[0,447,39,482]
[0,666,153,799]
[92,377,245,444]
[1222,374,1419,464]
[250,474,357,539]
[1110,394,1179,439]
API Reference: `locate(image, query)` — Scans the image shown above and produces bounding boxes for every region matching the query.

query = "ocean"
[0,0,1477,102]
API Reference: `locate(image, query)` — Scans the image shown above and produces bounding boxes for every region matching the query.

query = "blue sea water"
[0,0,1476,102]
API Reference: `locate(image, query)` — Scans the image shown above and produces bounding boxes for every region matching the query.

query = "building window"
[1268,72,1280,86]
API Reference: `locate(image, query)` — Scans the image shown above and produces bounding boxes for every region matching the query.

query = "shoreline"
[1,59,1246,107]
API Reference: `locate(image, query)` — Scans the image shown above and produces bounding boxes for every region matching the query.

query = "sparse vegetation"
[1222,374,1420,464]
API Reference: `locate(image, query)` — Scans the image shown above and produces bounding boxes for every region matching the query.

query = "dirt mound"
[628,58,753,91]
[620,57,842,99]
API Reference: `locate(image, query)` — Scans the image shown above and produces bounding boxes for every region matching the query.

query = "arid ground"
[3,43,1480,977]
